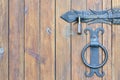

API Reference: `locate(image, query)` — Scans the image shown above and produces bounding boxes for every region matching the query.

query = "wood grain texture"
[9,0,24,80]
[40,0,55,80]
[71,0,87,80]
[0,0,119,80]
[103,0,112,80]
[56,0,71,80]
[112,0,120,80]
[0,0,8,80]
[111,26,120,80]
[25,0,40,80]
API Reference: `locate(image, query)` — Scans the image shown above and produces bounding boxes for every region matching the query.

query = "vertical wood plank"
[112,25,120,80]
[40,0,55,80]
[86,0,103,80]
[25,0,39,80]
[9,0,24,80]
[103,0,112,80]
[56,0,71,79]
[0,0,8,80]
[112,1,120,80]
[71,0,87,80]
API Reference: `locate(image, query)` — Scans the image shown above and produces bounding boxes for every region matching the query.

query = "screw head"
[0,48,4,55]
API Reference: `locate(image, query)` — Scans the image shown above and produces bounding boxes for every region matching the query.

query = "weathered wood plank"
[25,0,40,80]
[40,0,55,80]
[71,0,87,80]
[56,0,71,79]
[111,26,120,80]
[9,0,24,80]
[0,0,8,80]
[103,0,112,80]
[112,1,120,80]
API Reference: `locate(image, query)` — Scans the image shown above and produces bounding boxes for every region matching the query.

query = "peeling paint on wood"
[63,25,76,38]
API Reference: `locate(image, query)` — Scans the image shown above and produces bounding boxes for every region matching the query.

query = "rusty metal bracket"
[61,8,120,34]
[81,27,108,77]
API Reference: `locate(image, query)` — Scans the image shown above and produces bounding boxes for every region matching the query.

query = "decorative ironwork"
[81,27,108,77]
[61,8,120,33]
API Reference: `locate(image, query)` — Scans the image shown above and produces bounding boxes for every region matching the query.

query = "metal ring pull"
[81,43,108,68]
[81,27,108,77]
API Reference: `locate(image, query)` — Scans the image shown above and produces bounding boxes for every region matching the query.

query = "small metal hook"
[77,16,82,34]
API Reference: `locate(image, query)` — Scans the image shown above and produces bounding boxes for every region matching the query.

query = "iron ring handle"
[81,43,108,69]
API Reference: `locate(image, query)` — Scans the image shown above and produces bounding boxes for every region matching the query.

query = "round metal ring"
[81,43,108,69]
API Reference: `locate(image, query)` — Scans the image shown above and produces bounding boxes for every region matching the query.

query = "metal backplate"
[81,27,108,77]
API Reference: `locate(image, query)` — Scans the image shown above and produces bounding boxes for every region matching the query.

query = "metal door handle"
[60,8,116,78]
[81,27,108,77]
[81,43,108,68]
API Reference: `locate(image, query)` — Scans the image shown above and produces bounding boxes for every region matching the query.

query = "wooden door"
[0,0,120,80]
